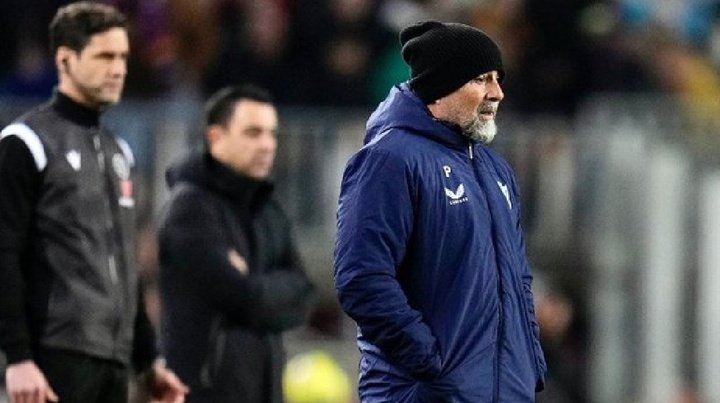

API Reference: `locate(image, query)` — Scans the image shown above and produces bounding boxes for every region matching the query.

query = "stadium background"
[1,1,720,402]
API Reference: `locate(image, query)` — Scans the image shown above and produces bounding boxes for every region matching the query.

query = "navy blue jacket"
[334,84,546,402]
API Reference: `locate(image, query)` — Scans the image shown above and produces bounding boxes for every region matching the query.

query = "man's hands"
[5,360,58,403]
[227,249,248,275]
[6,358,188,403]
[145,359,189,403]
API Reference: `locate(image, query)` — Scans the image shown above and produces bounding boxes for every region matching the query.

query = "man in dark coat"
[0,3,187,402]
[158,85,316,403]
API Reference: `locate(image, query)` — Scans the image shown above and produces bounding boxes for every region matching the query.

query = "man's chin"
[480,131,496,144]
[250,167,273,179]
[98,90,123,105]
[462,119,496,144]
[102,96,122,105]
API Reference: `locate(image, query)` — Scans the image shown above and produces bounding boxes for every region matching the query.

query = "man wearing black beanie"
[334,20,547,402]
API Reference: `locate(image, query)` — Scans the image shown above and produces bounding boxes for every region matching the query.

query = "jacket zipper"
[467,143,502,402]
[93,135,119,285]
[93,134,122,356]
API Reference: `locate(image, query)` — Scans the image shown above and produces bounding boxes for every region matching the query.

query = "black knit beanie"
[400,21,504,104]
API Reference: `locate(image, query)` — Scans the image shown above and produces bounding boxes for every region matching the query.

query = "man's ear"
[205,125,224,150]
[55,47,74,73]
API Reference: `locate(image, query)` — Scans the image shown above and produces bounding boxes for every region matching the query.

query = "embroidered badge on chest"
[445,183,468,205]
[442,164,468,205]
[112,153,135,208]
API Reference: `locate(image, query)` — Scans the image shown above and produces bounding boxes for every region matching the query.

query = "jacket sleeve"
[334,148,441,381]
[250,218,316,332]
[131,282,160,373]
[0,136,41,364]
[511,175,547,391]
[158,188,314,333]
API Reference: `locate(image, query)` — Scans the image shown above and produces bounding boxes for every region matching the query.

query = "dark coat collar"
[166,152,274,212]
[50,90,102,127]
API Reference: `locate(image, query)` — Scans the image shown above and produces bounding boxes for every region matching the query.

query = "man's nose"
[110,58,127,76]
[487,80,504,102]
[261,133,277,152]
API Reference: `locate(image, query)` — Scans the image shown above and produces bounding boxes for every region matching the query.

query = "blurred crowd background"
[1,1,720,402]
[2,0,720,114]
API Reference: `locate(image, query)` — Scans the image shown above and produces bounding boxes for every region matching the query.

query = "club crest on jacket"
[497,181,511,209]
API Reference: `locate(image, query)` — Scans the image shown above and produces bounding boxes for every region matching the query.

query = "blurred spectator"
[639,23,720,158]
[534,273,589,403]
[203,0,295,102]
[368,39,410,105]
[643,24,720,121]
[579,2,658,94]
[109,0,218,97]
[618,0,720,47]
[466,0,535,113]
[287,0,395,106]
[0,40,56,98]
[165,0,219,95]
[0,0,67,98]
[158,85,316,402]
[378,0,435,34]
[509,0,596,116]
[0,0,717,111]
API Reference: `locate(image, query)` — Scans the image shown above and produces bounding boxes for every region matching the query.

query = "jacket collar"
[51,89,102,127]
[365,83,470,151]
[167,152,274,212]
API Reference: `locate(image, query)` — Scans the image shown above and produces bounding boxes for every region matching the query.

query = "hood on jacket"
[165,152,273,211]
[166,152,211,189]
[365,83,469,151]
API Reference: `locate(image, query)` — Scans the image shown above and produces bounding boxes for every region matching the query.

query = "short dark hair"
[204,84,274,129]
[49,1,128,54]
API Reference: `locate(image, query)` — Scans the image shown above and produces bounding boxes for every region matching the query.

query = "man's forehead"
[231,101,278,126]
[84,28,129,49]
[232,100,276,116]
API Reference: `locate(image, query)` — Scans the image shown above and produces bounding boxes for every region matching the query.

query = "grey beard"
[461,117,497,144]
